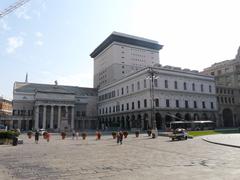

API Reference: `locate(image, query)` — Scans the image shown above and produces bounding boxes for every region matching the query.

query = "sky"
[1,0,240,100]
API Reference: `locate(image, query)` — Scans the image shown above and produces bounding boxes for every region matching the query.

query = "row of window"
[99,80,213,101]
[99,99,214,115]
[13,110,33,116]
[217,96,235,104]
[216,88,234,95]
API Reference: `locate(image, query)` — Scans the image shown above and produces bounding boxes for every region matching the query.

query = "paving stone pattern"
[0,134,240,180]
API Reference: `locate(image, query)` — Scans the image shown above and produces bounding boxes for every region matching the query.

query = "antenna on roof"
[25,73,28,83]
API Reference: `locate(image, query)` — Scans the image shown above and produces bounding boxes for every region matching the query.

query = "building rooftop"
[14,82,97,96]
[90,32,163,58]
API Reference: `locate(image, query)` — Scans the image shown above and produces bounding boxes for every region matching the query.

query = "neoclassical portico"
[34,104,75,131]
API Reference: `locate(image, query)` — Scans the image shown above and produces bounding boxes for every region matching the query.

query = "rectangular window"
[144,99,147,108]
[209,85,212,93]
[155,99,159,107]
[126,86,129,94]
[165,80,168,88]
[202,101,206,109]
[211,102,214,109]
[82,111,86,117]
[174,81,178,89]
[117,89,119,96]
[121,104,124,111]
[138,101,140,109]
[77,111,81,117]
[184,82,187,90]
[144,79,147,88]
[132,102,135,110]
[176,100,179,108]
[194,101,197,108]
[201,84,204,92]
[131,84,134,92]
[126,103,129,110]
[113,106,115,112]
[192,83,195,91]
[154,79,158,87]
[185,100,188,108]
[121,88,124,95]
[109,107,111,113]
[137,81,140,90]
[166,99,170,107]
[105,108,108,114]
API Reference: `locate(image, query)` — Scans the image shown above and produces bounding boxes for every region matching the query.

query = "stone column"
[43,105,46,129]
[50,106,54,129]
[34,106,39,130]
[71,106,74,130]
[58,106,61,130]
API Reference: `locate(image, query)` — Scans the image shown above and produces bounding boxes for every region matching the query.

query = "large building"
[91,32,218,130]
[90,32,163,88]
[12,82,98,131]
[202,47,240,127]
[0,97,12,128]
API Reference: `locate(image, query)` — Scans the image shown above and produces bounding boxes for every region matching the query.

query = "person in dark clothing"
[35,130,40,144]
[119,131,123,145]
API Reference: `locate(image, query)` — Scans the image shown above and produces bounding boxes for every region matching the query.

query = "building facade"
[12,82,98,131]
[90,32,163,88]
[202,48,240,127]
[0,97,12,128]
[97,66,217,130]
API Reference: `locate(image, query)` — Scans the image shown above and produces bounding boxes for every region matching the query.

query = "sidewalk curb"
[202,138,240,149]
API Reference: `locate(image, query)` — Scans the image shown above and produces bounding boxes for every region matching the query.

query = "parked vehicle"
[169,128,188,141]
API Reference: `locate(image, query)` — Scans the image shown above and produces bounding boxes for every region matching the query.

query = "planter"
[81,132,87,140]
[123,131,128,138]
[135,131,140,137]
[112,131,117,139]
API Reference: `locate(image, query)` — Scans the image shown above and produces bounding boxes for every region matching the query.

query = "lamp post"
[147,67,158,138]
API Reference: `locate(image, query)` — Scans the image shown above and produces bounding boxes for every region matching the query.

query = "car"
[169,128,188,141]
[38,129,46,136]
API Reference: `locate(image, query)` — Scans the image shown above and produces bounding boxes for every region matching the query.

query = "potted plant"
[123,131,128,138]
[61,132,66,140]
[96,131,101,140]
[81,132,87,140]
[147,129,152,136]
[27,131,33,139]
[112,131,117,139]
[135,131,140,137]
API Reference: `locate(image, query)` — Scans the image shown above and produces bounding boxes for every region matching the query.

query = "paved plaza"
[1,133,240,180]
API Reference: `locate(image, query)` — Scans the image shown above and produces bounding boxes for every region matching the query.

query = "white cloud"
[15,5,31,20]
[35,40,43,46]
[35,32,43,38]
[6,36,24,54]
[0,20,11,31]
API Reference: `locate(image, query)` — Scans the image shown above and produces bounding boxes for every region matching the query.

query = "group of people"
[71,130,79,140]
[116,131,124,145]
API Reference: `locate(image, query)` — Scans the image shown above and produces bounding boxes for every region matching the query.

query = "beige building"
[12,82,98,131]
[202,47,240,127]
[0,97,12,128]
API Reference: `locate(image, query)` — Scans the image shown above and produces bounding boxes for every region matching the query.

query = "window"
[132,102,135,110]
[201,84,204,92]
[138,101,141,109]
[117,89,119,96]
[202,101,205,109]
[102,108,104,114]
[176,100,179,108]
[131,84,134,92]
[192,83,195,91]
[109,107,111,113]
[144,99,147,107]
[137,81,140,90]
[144,79,147,88]
[166,99,170,107]
[184,82,187,90]
[126,86,129,94]
[185,100,189,108]
[232,98,235,104]
[82,111,86,117]
[209,85,212,93]
[174,81,178,89]
[77,111,81,117]
[194,101,197,108]
[228,97,231,104]
[165,80,168,88]
[113,106,115,112]
[121,88,124,95]
[211,102,214,109]
[225,97,227,103]
[121,104,124,111]
[154,79,158,87]
[155,99,159,107]
[126,103,129,110]
[105,107,108,114]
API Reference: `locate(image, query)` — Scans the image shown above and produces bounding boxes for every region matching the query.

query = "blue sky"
[1,0,240,100]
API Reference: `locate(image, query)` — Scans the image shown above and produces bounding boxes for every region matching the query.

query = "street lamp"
[146,67,158,138]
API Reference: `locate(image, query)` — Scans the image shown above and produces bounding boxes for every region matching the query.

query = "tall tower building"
[90,32,163,88]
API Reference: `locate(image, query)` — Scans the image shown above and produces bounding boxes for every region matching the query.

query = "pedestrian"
[119,131,123,145]
[46,132,50,142]
[72,130,76,140]
[116,132,120,144]
[35,130,40,144]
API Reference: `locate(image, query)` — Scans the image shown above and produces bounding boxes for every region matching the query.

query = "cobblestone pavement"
[1,134,240,180]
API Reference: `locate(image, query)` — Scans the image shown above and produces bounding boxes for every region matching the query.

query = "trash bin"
[12,136,18,146]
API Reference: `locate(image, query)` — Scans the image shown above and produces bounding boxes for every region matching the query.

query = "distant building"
[12,82,98,131]
[202,47,240,127]
[91,32,218,130]
[0,97,12,128]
